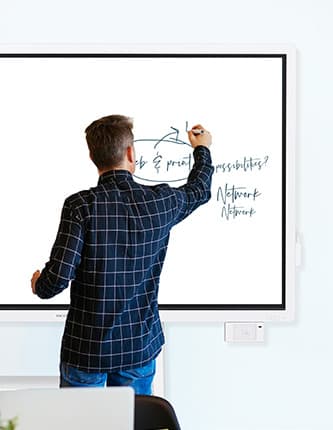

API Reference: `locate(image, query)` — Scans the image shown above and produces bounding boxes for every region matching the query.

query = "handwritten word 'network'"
[217,183,262,220]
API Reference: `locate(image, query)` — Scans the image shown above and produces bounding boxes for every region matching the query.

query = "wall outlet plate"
[224,322,265,343]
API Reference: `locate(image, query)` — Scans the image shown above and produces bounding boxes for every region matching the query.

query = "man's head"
[85,114,135,174]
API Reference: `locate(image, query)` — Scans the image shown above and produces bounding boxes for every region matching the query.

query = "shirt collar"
[98,169,133,185]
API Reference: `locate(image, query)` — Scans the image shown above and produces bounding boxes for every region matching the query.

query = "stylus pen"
[191,129,205,135]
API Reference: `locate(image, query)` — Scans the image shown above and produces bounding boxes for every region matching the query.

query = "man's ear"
[126,145,136,174]
[126,145,135,163]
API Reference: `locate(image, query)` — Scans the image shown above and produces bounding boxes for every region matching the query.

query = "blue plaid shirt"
[36,146,213,372]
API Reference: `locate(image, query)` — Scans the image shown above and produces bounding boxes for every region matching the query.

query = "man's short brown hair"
[85,114,133,170]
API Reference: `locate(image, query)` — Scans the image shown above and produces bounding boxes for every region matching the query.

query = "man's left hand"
[31,270,41,294]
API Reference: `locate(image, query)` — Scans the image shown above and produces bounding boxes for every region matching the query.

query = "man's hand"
[31,270,41,294]
[188,124,212,149]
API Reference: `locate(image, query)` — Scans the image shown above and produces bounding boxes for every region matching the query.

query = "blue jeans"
[60,360,156,395]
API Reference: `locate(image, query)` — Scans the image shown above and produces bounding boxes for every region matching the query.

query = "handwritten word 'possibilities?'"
[215,156,269,174]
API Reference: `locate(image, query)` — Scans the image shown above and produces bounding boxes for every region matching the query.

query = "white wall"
[1,1,333,429]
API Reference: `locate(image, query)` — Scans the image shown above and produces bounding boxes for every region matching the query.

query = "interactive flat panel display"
[0,49,295,320]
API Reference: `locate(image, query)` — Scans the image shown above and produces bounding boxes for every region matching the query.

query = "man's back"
[61,169,176,372]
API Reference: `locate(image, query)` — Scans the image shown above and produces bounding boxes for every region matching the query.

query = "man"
[31,115,213,394]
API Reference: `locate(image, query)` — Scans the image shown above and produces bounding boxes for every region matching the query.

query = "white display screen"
[0,53,286,311]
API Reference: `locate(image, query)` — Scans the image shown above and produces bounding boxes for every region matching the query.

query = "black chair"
[134,394,181,430]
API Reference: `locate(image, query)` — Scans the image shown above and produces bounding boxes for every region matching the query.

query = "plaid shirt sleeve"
[35,201,84,298]
[172,145,214,225]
